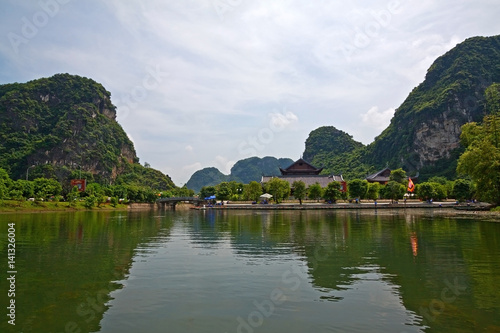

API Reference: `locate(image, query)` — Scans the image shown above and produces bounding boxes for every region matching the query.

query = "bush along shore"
[0,199,130,213]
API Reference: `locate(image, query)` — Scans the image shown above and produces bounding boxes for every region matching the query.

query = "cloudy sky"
[1,0,499,185]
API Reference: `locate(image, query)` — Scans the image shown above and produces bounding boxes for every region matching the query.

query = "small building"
[365,168,392,185]
[365,168,419,185]
[261,158,347,192]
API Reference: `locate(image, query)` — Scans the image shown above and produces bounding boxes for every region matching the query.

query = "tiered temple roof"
[365,168,392,184]
[261,158,346,191]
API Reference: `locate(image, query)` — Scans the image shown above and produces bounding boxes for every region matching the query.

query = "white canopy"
[259,193,273,199]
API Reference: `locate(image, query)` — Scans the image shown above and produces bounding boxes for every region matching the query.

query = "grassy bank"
[0,199,129,213]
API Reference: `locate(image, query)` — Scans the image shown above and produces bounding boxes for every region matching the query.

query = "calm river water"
[1,209,500,333]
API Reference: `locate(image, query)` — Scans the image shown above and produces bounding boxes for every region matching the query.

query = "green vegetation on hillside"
[305,36,500,181]
[364,36,500,178]
[0,74,139,182]
[186,156,293,192]
[0,74,177,198]
[230,156,294,183]
[303,126,364,162]
[186,167,229,193]
[457,83,500,204]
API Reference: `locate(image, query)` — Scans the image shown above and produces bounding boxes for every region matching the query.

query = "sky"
[0,0,499,185]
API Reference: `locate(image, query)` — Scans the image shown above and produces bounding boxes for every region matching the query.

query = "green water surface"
[1,210,499,332]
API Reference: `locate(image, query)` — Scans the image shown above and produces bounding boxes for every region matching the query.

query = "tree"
[83,195,96,209]
[323,182,342,203]
[389,168,407,184]
[457,83,500,204]
[0,168,12,200]
[457,88,500,204]
[216,182,232,201]
[415,182,436,201]
[452,179,473,202]
[242,181,262,202]
[33,178,62,200]
[384,181,405,203]
[110,196,119,207]
[307,182,322,202]
[0,180,7,201]
[430,182,447,200]
[348,179,368,201]
[366,182,381,201]
[68,185,80,206]
[13,180,34,199]
[228,181,244,198]
[200,186,216,199]
[265,178,290,203]
[84,183,103,197]
[428,176,452,197]
[96,194,107,207]
[292,180,306,205]
[174,185,195,197]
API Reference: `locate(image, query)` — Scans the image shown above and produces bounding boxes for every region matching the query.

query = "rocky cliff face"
[301,35,500,180]
[413,114,462,165]
[363,35,500,178]
[0,73,138,181]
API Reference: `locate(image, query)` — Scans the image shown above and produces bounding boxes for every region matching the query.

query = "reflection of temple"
[261,158,347,191]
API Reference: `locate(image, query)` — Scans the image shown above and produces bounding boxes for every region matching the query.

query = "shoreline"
[192,201,489,211]
[2,200,498,221]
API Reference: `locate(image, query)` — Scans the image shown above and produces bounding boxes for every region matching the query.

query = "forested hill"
[364,35,500,178]
[306,35,500,180]
[0,73,175,189]
[185,156,294,192]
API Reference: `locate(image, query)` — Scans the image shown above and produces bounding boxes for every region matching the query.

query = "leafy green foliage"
[452,179,473,202]
[264,178,290,203]
[216,182,232,200]
[415,183,434,201]
[33,178,62,200]
[323,182,342,203]
[292,180,306,204]
[110,196,119,207]
[307,183,322,202]
[382,181,405,202]
[200,186,216,199]
[242,181,262,202]
[348,179,368,200]
[457,117,500,204]
[366,182,381,200]
[389,168,407,184]
[457,83,500,204]
[83,195,96,209]
[114,163,175,192]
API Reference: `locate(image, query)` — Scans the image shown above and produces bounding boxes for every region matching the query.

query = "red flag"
[407,177,415,192]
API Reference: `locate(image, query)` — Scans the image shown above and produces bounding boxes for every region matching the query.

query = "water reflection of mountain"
[0,210,173,333]
[184,210,500,331]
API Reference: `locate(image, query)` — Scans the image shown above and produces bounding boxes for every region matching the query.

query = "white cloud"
[269,110,299,131]
[1,0,499,184]
[182,162,203,174]
[361,106,395,130]
[213,155,235,175]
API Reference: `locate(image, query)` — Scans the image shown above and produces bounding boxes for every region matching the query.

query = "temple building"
[261,158,347,192]
[365,168,392,185]
[365,167,419,185]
